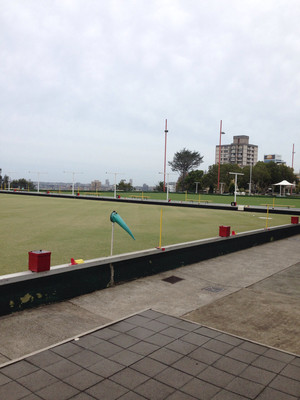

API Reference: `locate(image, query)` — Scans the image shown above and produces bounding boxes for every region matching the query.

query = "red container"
[291,216,299,224]
[28,250,51,272]
[219,225,231,237]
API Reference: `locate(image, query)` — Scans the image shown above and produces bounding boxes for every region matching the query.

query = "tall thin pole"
[163,119,168,192]
[217,120,222,191]
[110,222,115,256]
[291,143,295,195]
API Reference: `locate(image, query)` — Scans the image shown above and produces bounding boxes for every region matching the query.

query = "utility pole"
[217,120,225,192]
[163,119,168,192]
[63,171,83,196]
[106,172,123,199]
[291,143,295,195]
[28,171,47,192]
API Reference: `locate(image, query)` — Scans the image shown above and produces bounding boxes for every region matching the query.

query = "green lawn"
[0,193,293,275]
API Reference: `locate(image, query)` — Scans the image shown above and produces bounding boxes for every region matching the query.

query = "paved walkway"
[0,235,299,399]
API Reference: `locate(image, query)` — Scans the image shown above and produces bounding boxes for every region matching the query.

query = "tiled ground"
[0,309,299,400]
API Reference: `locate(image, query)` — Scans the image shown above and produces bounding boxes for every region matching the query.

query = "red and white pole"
[163,119,168,192]
[217,120,222,191]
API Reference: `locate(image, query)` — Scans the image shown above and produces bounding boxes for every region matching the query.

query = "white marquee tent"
[274,180,295,196]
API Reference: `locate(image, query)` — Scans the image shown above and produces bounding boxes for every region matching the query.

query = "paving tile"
[88,341,123,358]
[251,355,286,373]
[110,321,136,333]
[86,379,129,399]
[87,358,125,377]
[193,327,221,339]
[109,349,144,366]
[239,365,276,385]
[156,366,193,388]
[173,320,199,332]
[128,341,160,356]
[226,347,259,364]
[91,327,120,340]
[255,387,298,400]
[108,333,140,348]
[134,378,175,399]
[144,332,175,346]
[125,315,151,326]
[0,381,31,400]
[181,332,211,347]
[211,389,248,399]
[18,369,58,391]
[138,309,164,319]
[0,372,11,385]
[74,334,103,349]
[238,341,268,355]
[212,356,247,376]
[269,374,300,397]
[118,391,149,399]
[189,347,222,365]
[290,357,300,367]
[180,377,221,399]
[110,367,149,389]
[131,357,168,377]
[215,334,243,347]
[166,339,197,356]
[165,391,198,399]
[63,368,103,390]
[280,363,300,380]
[202,339,234,355]
[160,326,190,339]
[172,356,207,376]
[21,394,44,400]
[198,366,235,387]
[127,326,156,339]
[51,342,83,358]
[44,358,82,379]
[26,350,64,368]
[1,360,38,379]
[155,315,181,326]
[263,348,296,363]
[35,381,79,400]
[143,319,169,332]
[70,393,99,400]
[68,349,104,367]
[149,347,184,365]
[225,376,264,399]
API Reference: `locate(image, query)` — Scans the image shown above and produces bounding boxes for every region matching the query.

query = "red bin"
[28,250,51,272]
[291,216,299,224]
[219,226,231,237]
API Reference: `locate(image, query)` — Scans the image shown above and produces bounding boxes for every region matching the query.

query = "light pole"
[229,172,244,204]
[28,171,47,192]
[163,119,168,192]
[63,171,83,196]
[195,181,201,194]
[217,120,225,192]
[6,171,16,191]
[106,172,123,199]
[159,171,176,201]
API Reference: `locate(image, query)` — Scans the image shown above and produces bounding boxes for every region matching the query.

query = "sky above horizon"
[1,0,299,186]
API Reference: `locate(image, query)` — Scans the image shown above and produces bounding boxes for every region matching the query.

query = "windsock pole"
[111,221,115,256]
[159,208,163,248]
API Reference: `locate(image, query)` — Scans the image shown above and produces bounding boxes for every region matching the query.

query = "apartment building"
[215,135,258,167]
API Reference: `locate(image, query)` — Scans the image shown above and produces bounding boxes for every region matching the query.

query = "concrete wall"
[0,223,299,316]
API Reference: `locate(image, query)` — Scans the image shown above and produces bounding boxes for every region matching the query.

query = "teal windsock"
[110,211,135,240]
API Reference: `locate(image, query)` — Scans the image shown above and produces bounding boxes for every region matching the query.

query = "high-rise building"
[215,135,258,167]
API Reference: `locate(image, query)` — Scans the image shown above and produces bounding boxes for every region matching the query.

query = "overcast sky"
[1,0,299,186]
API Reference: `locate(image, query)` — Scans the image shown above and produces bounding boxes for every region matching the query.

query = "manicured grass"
[0,194,293,275]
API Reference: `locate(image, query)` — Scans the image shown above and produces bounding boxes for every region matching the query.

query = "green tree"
[168,148,203,190]
[11,178,35,191]
[252,162,271,193]
[117,180,133,191]
[154,181,164,192]
[183,170,204,192]
[202,164,241,193]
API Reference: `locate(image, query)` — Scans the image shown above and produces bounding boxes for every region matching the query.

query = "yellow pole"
[159,208,163,248]
[265,205,269,229]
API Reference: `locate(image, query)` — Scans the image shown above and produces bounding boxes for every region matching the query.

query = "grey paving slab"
[0,310,300,400]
